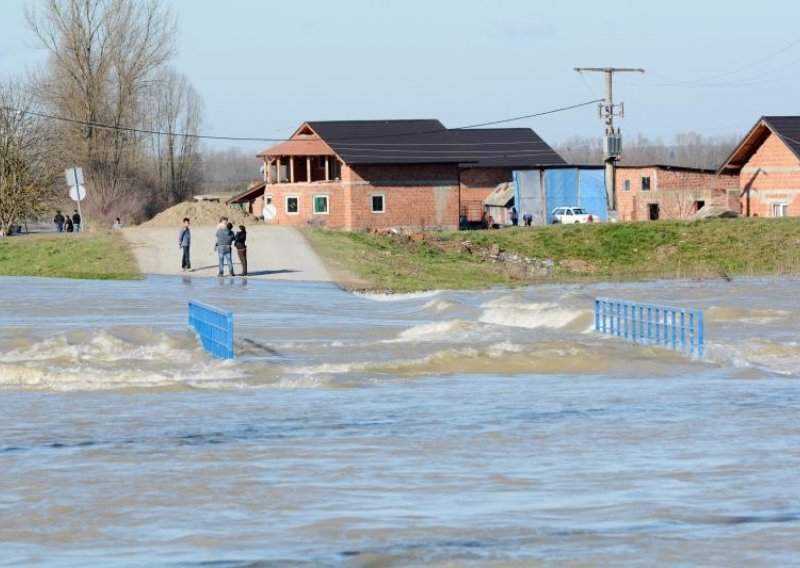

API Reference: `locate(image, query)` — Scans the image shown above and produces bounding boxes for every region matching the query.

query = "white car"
[551,206,596,224]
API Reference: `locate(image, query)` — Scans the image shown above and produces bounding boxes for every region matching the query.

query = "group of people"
[53,210,81,233]
[508,207,534,227]
[178,216,248,277]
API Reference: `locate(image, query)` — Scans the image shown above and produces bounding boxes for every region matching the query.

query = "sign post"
[65,167,86,232]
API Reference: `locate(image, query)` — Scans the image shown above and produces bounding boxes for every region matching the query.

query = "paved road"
[122,226,332,282]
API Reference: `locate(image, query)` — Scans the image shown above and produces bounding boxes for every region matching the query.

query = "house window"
[286,195,299,214]
[623,179,631,192]
[313,194,329,214]
[772,202,789,217]
[372,193,385,213]
[641,177,651,191]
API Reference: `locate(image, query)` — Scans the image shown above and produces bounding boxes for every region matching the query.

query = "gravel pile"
[139,201,258,228]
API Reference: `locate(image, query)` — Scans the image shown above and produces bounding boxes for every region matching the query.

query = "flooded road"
[1,275,799,566]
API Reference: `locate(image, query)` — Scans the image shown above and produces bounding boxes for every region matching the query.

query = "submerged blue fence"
[594,298,704,358]
[188,301,234,359]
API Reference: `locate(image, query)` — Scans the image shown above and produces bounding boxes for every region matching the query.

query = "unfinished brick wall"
[260,162,514,230]
[739,132,800,217]
[615,167,738,221]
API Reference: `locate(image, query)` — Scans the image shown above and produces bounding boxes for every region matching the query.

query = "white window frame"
[285,195,300,215]
[623,179,631,192]
[641,176,651,191]
[312,194,329,215]
[771,202,789,217]
[371,193,386,213]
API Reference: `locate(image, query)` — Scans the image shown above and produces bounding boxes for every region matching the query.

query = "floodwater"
[1,275,799,566]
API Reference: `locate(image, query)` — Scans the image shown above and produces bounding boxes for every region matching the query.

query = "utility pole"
[574,67,644,219]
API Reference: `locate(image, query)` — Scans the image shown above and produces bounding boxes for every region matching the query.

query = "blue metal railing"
[594,297,703,358]
[188,301,234,359]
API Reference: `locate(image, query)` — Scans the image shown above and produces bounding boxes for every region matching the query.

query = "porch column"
[276,158,281,183]
[290,157,295,183]
[306,156,311,183]
[265,158,271,183]
[324,156,330,181]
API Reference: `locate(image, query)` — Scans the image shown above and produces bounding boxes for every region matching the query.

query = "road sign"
[263,204,277,220]
[69,184,86,202]
[65,167,84,187]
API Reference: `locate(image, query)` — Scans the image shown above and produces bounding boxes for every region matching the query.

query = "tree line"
[557,132,741,170]
[1,0,203,231]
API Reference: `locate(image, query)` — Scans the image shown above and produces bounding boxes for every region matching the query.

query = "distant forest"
[556,132,741,171]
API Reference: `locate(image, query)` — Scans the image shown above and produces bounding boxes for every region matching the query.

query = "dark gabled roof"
[303,120,565,168]
[717,116,800,175]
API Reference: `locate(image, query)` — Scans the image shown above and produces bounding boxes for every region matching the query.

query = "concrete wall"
[615,167,739,221]
[739,132,800,217]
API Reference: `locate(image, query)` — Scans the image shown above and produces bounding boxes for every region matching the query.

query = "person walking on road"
[178,217,191,271]
[71,210,82,233]
[215,221,235,277]
[233,224,248,276]
[53,211,65,232]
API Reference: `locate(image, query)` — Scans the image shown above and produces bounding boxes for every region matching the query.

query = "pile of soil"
[138,201,258,228]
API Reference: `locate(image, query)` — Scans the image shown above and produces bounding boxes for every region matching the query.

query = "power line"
[0,98,602,145]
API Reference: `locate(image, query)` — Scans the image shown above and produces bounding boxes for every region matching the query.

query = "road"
[122,225,333,282]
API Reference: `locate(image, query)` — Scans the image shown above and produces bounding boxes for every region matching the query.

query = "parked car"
[551,206,596,224]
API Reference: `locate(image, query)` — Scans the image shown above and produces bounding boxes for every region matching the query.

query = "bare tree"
[27,0,177,216]
[143,68,203,214]
[0,79,56,233]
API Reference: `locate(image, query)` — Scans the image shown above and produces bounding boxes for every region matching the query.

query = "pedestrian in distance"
[112,217,123,230]
[215,221,235,277]
[233,224,247,276]
[178,217,191,271]
[64,217,74,232]
[510,207,519,226]
[71,210,81,233]
[53,211,65,232]
[522,211,533,226]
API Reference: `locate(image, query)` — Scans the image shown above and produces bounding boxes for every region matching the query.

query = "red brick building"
[615,165,739,221]
[230,120,564,230]
[718,116,800,218]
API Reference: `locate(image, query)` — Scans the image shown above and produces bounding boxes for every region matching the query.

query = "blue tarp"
[514,168,607,224]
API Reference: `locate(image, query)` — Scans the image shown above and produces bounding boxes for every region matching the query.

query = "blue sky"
[2,0,800,153]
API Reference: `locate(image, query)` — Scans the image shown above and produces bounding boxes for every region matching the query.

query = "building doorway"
[648,203,660,221]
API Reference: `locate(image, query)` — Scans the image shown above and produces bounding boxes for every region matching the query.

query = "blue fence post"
[188,301,234,359]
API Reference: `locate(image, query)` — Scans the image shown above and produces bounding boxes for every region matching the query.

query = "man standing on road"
[215,221,235,277]
[71,210,81,233]
[179,217,191,271]
[53,211,65,232]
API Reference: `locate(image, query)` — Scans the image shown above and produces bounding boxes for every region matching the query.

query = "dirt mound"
[138,201,258,228]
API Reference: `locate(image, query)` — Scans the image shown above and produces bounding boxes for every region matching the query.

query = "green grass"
[0,231,141,280]
[304,218,800,292]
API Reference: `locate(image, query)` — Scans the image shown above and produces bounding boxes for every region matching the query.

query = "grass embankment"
[0,231,140,280]
[305,218,800,292]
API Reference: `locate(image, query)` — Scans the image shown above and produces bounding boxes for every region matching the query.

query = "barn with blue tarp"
[512,166,607,225]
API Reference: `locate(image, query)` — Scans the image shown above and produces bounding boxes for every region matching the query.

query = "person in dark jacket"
[215,222,235,277]
[53,211,65,232]
[71,210,81,233]
[178,217,191,271]
[233,225,247,276]
[64,217,74,232]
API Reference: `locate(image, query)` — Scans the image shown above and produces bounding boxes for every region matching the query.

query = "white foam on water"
[479,301,590,331]
[391,319,479,342]
[357,290,441,302]
[0,329,246,392]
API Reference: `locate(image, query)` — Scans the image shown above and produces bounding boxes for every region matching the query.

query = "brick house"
[230,119,564,230]
[717,116,800,218]
[615,165,739,221]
